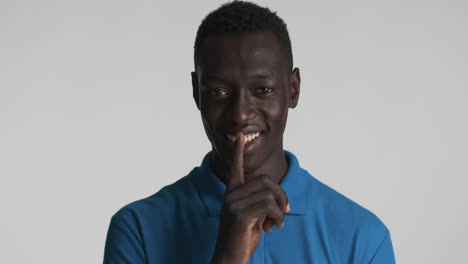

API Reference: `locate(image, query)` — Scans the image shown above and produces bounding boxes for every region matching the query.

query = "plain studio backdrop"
[1,0,467,263]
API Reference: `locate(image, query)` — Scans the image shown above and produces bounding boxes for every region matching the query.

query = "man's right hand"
[211,132,290,264]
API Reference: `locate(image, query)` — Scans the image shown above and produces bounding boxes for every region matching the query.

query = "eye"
[257,87,273,94]
[210,88,229,97]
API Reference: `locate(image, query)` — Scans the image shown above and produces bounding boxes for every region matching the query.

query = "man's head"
[193,1,293,71]
[192,1,300,175]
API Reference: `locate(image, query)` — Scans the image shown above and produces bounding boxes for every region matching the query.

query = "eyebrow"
[204,72,278,80]
[202,71,279,84]
[203,75,227,83]
[252,72,278,80]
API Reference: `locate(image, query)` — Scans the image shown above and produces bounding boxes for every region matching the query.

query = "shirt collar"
[192,150,309,217]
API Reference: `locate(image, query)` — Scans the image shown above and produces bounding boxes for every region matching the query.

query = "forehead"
[197,31,288,78]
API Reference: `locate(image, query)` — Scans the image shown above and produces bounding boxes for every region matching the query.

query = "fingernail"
[280,220,285,228]
[286,203,291,213]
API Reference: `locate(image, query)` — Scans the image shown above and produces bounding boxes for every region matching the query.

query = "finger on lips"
[225,131,290,232]
[227,132,245,191]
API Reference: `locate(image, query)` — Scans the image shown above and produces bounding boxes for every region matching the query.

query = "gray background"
[1,0,467,263]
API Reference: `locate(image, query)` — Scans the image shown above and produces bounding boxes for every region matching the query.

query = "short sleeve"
[368,231,396,264]
[103,214,146,264]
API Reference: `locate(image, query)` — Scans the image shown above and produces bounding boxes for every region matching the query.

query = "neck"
[211,148,289,186]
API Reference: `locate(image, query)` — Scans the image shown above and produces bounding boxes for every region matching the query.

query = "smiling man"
[104,2,395,263]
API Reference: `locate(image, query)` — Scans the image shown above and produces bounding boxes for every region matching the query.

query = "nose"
[227,90,256,125]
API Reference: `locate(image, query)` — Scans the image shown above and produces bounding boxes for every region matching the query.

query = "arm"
[103,214,146,264]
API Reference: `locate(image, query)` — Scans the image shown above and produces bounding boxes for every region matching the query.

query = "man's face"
[192,31,300,174]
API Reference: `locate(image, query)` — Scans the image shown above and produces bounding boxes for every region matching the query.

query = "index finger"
[226,132,245,191]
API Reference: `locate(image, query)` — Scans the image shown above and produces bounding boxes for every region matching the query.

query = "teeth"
[226,132,260,143]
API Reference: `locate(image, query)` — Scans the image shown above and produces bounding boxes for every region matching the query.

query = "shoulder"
[303,169,392,261]
[104,168,203,263]
[110,167,199,226]
[304,168,388,229]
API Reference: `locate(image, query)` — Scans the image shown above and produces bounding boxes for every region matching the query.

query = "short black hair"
[194,1,293,69]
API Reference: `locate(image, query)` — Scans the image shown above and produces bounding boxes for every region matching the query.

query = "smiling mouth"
[225,132,261,144]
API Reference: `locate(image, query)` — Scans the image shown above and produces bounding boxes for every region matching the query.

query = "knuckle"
[265,200,276,211]
[260,175,270,184]
[264,191,275,201]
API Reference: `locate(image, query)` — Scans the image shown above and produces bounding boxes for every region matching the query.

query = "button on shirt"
[104,151,396,263]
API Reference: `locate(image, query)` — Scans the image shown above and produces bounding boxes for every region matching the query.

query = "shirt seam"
[367,229,389,264]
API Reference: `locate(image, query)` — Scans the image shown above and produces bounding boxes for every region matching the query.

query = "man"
[104,1,396,263]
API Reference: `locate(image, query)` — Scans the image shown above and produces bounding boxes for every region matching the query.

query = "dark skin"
[191,31,301,264]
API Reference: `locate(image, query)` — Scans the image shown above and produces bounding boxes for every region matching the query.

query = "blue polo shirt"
[104,151,395,263]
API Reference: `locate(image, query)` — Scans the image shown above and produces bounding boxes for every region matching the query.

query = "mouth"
[224,131,262,144]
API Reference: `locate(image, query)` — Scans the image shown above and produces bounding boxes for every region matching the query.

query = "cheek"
[201,115,221,149]
[270,110,288,137]
[201,104,221,127]
[262,100,289,131]
[270,104,288,120]
[200,104,224,142]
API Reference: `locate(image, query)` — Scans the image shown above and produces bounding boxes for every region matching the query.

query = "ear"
[289,67,301,108]
[191,71,200,110]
